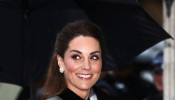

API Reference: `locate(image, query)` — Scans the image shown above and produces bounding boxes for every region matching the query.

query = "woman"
[43,20,109,100]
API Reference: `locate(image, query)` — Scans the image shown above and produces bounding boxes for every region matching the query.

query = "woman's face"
[58,35,102,93]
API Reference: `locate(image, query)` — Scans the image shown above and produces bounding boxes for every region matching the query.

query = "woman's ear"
[57,55,65,73]
[57,55,63,67]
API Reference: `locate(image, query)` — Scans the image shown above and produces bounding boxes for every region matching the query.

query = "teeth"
[77,74,92,78]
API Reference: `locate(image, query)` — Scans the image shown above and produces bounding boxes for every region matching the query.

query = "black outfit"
[58,88,89,100]
[92,86,111,100]
[57,87,111,100]
[143,86,163,100]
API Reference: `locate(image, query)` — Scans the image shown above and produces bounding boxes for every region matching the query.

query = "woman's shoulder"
[47,96,63,100]
[92,86,112,100]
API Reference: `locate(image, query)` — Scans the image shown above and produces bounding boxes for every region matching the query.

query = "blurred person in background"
[112,63,153,100]
[96,62,153,100]
[143,51,163,100]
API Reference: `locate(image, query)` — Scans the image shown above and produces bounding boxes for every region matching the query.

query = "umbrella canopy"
[76,0,171,70]
[0,0,171,86]
[0,0,88,86]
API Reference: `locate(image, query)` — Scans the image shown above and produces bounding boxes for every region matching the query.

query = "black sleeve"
[93,86,114,100]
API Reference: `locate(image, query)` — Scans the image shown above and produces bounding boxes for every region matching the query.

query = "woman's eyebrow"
[70,50,82,54]
[90,51,101,55]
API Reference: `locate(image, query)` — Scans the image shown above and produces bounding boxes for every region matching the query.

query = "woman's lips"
[76,73,92,79]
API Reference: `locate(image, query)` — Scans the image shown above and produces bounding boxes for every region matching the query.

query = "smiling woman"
[59,36,102,99]
[42,20,110,100]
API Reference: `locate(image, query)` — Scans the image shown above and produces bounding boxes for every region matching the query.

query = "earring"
[59,67,64,73]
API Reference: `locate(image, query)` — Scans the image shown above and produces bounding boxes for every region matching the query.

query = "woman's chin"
[78,85,92,91]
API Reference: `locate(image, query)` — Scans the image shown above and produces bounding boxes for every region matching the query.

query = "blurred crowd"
[95,51,163,100]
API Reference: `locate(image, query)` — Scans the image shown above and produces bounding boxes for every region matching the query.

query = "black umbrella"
[76,0,171,70]
[0,0,88,86]
[0,0,171,86]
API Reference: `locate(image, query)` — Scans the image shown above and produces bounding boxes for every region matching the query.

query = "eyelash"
[72,55,81,60]
[90,55,99,60]
[71,55,99,60]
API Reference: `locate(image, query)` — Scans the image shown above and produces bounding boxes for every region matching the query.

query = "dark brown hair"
[43,20,105,99]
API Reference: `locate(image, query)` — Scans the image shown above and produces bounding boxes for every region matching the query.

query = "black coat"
[47,86,111,100]
[143,86,163,100]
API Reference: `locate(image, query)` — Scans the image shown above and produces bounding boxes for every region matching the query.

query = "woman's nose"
[81,59,91,70]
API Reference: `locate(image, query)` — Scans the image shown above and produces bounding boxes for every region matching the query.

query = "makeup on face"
[60,36,102,96]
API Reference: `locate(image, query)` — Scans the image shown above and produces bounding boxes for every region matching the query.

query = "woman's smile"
[76,73,93,79]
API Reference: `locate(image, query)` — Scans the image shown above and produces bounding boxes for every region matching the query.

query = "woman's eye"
[72,55,81,60]
[91,55,99,60]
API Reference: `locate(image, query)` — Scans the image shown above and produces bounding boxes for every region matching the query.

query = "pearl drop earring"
[59,67,64,73]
